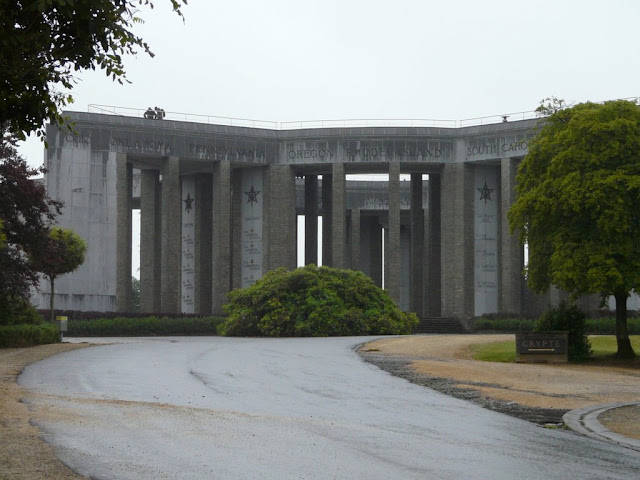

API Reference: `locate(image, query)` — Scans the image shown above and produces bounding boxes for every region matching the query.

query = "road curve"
[19,337,640,479]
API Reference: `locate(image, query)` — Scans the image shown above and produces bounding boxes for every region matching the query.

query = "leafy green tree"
[509,99,640,358]
[0,0,185,138]
[132,276,141,312]
[0,219,5,249]
[31,227,87,323]
[1,127,62,306]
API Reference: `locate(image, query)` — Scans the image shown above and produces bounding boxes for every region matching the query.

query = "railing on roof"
[87,97,639,130]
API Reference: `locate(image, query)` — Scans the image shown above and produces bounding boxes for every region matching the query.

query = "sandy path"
[0,343,91,480]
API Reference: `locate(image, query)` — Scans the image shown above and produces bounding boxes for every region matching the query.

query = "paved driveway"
[19,337,640,479]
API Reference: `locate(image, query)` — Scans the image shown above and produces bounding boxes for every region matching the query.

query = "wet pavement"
[19,337,640,479]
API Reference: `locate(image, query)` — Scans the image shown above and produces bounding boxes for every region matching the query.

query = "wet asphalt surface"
[19,337,640,479]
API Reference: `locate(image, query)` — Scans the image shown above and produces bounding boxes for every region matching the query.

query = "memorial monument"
[35,109,595,320]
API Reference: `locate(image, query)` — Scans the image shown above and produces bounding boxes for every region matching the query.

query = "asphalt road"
[19,337,640,479]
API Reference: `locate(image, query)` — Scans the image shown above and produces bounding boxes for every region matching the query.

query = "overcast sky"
[17,0,640,166]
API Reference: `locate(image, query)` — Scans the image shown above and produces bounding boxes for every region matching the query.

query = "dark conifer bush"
[534,303,592,360]
[219,265,418,337]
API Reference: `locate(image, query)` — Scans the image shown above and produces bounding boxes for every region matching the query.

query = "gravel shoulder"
[0,343,91,480]
[358,335,640,431]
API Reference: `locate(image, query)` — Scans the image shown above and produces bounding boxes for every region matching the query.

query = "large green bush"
[534,303,591,360]
[219,265,418,337]
[0,323,59,347]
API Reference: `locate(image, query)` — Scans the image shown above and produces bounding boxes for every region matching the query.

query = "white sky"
[17,0,640,166]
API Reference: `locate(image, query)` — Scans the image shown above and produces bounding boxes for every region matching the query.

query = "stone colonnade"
[116,156,524,319]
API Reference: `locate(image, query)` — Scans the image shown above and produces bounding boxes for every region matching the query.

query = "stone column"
[140,169,161,312]
[500,158,523,314]
[441,163,474,318]
[386,162,401,305]
[160,156,181,313]
[331,163,347,269]
[231,170,242,289]
[410,173,425,317]
[321,173,333,266]
[350,209,361,271]
[195,174,212,314]
[267,165,297,270]
[212,161,232,316]
[426,174,442,317]
[370,217,383,288]
[305,175,319,265]
[115,153,132,312]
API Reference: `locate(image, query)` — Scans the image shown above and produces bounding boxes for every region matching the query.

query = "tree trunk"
[49,276,55,324]
[614,292,636,359]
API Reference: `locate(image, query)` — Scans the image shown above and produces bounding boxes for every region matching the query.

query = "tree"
[0,0,185,139]
[0,219,5,250]
[31,227,87,323]
[509,99,640,358]
[0,126,62,306]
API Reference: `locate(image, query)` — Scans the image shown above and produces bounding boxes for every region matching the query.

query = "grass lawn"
[471,335,640,363]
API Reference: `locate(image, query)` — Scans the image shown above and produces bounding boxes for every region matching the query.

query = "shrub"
[534,303,591,360]
[0,296,43,325]
[66,316,225,337]
[0,323,59,347]
[585,317,640,335]
[219,265,418,337]
[471,317,533,332]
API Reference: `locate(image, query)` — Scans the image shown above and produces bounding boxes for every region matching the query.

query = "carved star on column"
[184,193,194,212]
[477,182,494,203]
[245,185,260,205]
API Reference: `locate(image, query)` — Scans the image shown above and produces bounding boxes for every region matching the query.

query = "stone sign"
[516,332,568,363]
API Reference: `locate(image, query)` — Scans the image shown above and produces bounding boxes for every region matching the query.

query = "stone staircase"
[414,317,468,334]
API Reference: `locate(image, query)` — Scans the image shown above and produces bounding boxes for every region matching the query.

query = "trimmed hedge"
[219,265,418,337]
[0,323,59,348]
[472,315,640,335]
[66,316,225,337]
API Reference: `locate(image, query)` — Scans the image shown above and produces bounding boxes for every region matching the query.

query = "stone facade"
[36,110,603,319]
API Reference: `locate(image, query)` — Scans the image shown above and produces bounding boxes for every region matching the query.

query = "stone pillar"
[350,209,360,271]
[331,163,347,269]
[370,218,383,288]
[195,174,212,314]
[160,156,181,313]
[267,165,297,270]
[410,173,425,317]
[140,169,161,312]
[115,153,132,312]
[441,163,474,318]
[426,174,442,317]
[212,161,232,316]
[400,226,411,311]
[500,158,523,314]
[386,162,401,305]
[305,175,319,265]
[231,170,242,289]
[321,173,333,266]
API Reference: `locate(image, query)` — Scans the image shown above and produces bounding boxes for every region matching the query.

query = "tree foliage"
[509,99,640,358]
[0,127,62,303]
[0,0,186,138]
[219,265,418,337]
[31,227,87,323]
